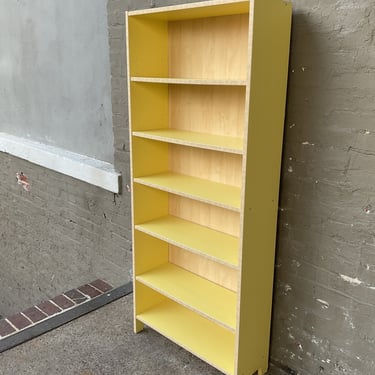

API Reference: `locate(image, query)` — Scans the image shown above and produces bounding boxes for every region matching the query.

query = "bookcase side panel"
[127,17,168,77]
[236,0,292,374]
[130,82,169,131]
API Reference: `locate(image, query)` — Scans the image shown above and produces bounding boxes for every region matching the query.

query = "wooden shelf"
[137,263,237,330]
[128,0,249,21]
[135,215,239,267]
[137,299,235,375]
[131,76,247,86]
[134,172,241,211]
[132,129,243,154]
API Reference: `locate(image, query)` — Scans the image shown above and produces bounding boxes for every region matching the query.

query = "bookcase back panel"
[169,85,245,138]
[169,195,240,237]
[169,14,249,80]
[170,145,242,187]
[169,246,238,292]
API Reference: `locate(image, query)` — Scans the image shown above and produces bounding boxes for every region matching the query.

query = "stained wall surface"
[0,0,131,316]
[0,1,374,374]
[0,0,114,162]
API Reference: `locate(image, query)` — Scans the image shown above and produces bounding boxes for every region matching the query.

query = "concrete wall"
[271,1,375,374]
[0,0,374,374]
[0,0,114,162]
[0,0,132,316]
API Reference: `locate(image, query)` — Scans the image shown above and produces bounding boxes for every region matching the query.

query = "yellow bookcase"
[126,1,291,374]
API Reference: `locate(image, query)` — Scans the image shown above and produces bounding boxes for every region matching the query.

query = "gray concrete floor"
[0,294,286,375]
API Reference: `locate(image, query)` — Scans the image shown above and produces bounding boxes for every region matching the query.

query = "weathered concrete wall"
[0,0,114,162]
[0,1,132,317]
[272,1,375,374]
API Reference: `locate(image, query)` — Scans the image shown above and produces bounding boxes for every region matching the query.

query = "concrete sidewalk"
[0,294,286,375]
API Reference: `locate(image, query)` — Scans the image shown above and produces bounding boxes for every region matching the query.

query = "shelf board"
[131,76,246,86]
[137,299,235,375]
[135,215,239,267]
[137,263,236,330]
[134,172,241,211]
[132,129,243,154]
[128,0,249,21]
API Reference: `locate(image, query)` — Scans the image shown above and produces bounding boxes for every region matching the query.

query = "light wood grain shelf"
[127,0,292,373]
[137,263,237,330]
[132,129,243,154]
[137,300,235,375]
[136,215,238,267]
[131,77,247,86]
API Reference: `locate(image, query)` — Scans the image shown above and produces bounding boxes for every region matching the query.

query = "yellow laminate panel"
[127,17,168,77]
[130,82,169,131]
[133,231,169,276]
[134,282,168,332]
[235,0,292,374]
[137,300,235,375]
[134,172,241,211]
[135,215,239,267]
[133,184,168,225]
[137,263,237,330]
[131,137,168,178]
[132,129,243,154]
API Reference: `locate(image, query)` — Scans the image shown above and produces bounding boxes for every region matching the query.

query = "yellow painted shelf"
[137,299,235,375]
[131,76,247,86]
[137,263,237,330]
[132,129,243,154]
[134,173,241,211]
[135,215,239,267]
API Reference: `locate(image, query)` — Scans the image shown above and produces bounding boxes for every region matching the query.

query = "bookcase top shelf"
[127,0,249,21]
